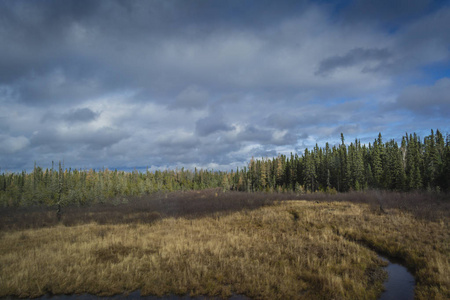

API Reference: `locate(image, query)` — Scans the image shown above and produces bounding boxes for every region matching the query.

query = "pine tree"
[304,149,316,192]
[372,134,384,188]
[339,134,349,191]
[354,139,365,190]
[444,134,450,191]
[276,156,284,187]
[260,159,268,191]
[424,129,439,189]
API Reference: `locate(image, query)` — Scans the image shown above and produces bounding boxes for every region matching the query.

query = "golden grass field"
[0,191,449,299]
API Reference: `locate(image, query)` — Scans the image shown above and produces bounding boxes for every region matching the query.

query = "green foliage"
[1,130,449,207]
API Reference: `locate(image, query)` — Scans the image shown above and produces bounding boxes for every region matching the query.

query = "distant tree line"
[240,130,450,194]
[1,130,449,207]
[0,162,226,207]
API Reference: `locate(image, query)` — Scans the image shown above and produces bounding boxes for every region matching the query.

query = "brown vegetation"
[0,190,448,299]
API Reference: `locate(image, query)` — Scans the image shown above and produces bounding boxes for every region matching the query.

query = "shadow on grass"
[0,189,294,231]
[0,189,448,231]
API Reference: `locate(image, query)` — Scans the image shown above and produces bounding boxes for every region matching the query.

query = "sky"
[0,0,449,172]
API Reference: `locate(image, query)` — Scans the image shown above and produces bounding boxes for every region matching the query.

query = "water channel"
[378,256,415,300]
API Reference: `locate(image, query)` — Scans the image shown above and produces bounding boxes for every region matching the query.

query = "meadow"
[0,190,448,299]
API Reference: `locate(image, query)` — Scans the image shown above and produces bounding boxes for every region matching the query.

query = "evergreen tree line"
[0,162,226,207]
[241,130,450,194]
[1,130,449,207]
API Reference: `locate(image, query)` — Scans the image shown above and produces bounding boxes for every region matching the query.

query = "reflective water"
[379,256,415,300]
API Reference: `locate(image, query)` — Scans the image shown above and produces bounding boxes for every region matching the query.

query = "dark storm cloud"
[64,108,99,123]
[15,68,109,105]
[195,115,233,136]
[264,100,365,130]
[156,134,199,151]
[397,7,450,59]
[169,86,209,110]
[342,0,434,24]
[392,77,450,116]
[0,0,314,102]
[235,126,273,144]
[82,128,129,150]
[30,127,129,151]
[265,113,299,130]
[0,1,149,105]
[0,1,99,81]
[316,48,392,76]
[199,140,242,158]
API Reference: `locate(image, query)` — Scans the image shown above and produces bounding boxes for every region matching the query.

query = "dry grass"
[0,190,448,299]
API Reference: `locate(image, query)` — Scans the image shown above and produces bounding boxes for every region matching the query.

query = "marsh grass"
[0,190,448,299]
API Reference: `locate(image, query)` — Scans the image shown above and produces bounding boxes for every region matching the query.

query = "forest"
[1,129,449,207]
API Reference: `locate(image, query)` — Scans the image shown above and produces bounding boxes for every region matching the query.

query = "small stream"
[378,256,415,300]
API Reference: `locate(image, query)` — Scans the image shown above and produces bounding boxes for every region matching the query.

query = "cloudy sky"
[1,0,449,172]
